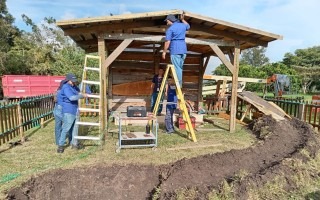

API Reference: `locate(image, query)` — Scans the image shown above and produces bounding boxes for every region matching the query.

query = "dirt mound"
[7,116,319,200]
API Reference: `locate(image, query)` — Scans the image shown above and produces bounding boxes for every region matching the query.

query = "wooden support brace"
[210,44,235,74]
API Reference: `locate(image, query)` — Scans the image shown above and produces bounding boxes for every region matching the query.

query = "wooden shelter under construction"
[56,9,282,133]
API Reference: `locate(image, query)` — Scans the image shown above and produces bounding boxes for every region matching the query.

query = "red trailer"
[2,75,65,98]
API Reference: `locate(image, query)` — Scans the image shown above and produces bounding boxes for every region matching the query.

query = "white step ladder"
[73,55,104,144]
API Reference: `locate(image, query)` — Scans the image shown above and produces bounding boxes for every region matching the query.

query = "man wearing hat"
[162,13,190,87]
[57,73,87,153]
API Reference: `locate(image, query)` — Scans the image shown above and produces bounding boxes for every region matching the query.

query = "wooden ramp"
[237,91,286,121]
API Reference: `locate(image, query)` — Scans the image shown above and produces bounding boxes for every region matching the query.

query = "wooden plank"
[57,9,182,26]
[203,75,267,83]
[238,91,285,120]
[183,76,199,83]
[210,44,235,74]
[111,60,154,69]
[104,33,235,46]
[104,39,133,70]
[112,80,152,96]
[166,143,222,151]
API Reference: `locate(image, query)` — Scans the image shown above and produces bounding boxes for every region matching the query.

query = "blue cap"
[66,73,78,83]
[164,14,177,22]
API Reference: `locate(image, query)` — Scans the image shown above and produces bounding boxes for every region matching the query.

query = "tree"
[283,46,320,67]
[0,0,20,74]
[240,46,269,67]
[292,66,320,94]
[282,46,320,93]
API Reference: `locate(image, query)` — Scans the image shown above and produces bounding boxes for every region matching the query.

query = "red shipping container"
[2,75,65,98]
[176,116,196,130]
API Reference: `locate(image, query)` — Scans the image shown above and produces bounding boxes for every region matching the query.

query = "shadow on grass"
[305,190,320,200]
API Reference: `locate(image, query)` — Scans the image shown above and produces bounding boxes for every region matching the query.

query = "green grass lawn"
[256,92,314,101]
[0,116,255,199]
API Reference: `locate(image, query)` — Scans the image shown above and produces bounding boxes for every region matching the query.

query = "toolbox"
[127,106,147,117]
[176,116,196,130]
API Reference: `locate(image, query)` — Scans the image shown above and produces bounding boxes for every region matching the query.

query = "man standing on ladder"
[162,12,190,87]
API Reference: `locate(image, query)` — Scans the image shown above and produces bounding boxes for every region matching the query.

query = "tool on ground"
[152,64,197,142]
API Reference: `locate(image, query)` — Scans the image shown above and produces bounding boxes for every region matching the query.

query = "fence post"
[298,103,305,121]
[17,103,25,143]
[40,117,44,128]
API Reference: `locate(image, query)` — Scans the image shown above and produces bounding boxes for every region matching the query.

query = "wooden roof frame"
[57,9,283,133]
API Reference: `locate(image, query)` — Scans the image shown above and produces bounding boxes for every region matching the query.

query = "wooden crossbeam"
[104,33,235,46]
[203,75,267,83]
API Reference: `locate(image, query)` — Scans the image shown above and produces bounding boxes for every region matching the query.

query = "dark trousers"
[165,106,175,132]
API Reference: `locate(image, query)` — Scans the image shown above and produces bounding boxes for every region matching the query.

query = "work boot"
[57,146,64,153]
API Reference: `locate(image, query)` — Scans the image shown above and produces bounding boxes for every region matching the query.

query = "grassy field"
[257,92,314,101]
[0,116,255,199]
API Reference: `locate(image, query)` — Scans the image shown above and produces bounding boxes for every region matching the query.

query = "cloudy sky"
[7,0,320,73]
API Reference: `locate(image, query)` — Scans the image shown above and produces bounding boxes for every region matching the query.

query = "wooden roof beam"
[192,24,269,47]
[104,33,235,46]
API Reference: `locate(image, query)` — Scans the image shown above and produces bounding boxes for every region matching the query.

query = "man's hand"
[179,13,184,21]
[162,52,166,60]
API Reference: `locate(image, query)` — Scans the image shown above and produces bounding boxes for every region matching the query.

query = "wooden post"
[17,103,25,143]
[197,56,205,111]
[98,34,106,142]
[229,41,240,133]
[40,118,44,128]
[298,103,305,120]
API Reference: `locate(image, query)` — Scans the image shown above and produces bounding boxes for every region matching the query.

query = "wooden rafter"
[192,24,269,47]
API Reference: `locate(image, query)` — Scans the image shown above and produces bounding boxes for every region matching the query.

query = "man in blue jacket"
[57,73,86,153]
[162,13,190,88]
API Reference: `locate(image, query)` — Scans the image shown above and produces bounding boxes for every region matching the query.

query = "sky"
[6,0,320,74]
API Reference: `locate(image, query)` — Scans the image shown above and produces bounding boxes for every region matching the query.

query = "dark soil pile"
[7,116,319,200]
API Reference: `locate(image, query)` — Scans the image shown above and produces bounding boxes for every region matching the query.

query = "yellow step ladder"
[152,64,197,142]
[73,55,104,144]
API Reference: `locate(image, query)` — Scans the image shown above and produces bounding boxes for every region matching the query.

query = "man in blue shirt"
[162,13,190,87]
[57,73,86,153]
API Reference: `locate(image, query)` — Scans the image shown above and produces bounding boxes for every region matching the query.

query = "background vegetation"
[1,0,320,96]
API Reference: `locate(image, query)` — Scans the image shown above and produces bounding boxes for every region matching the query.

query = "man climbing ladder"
[152,64,197,142]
